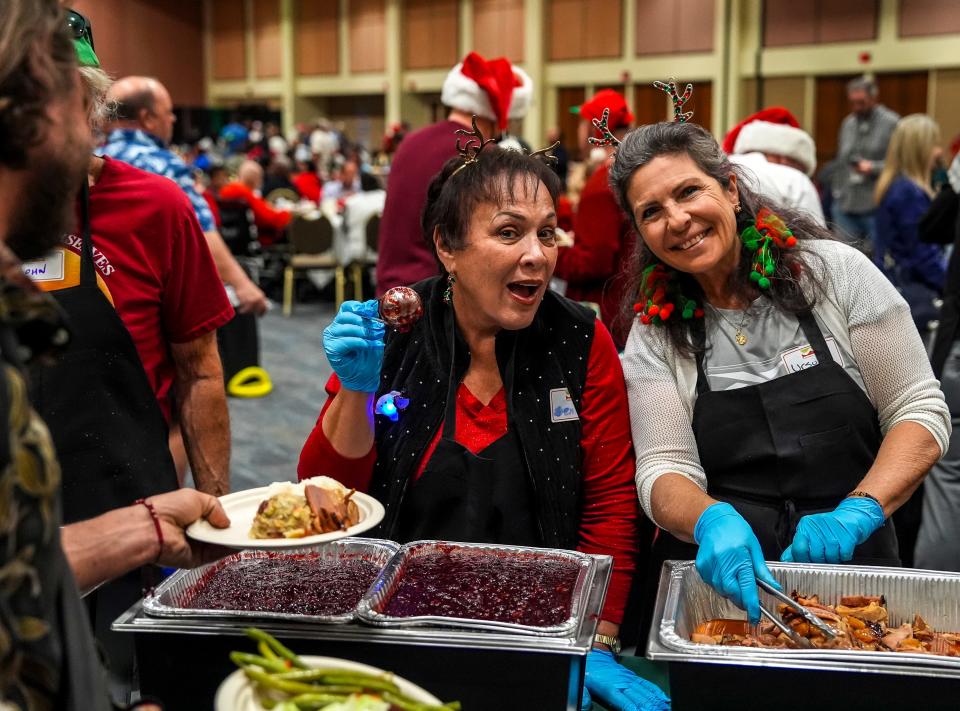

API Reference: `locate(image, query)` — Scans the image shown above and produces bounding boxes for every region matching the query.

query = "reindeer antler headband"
[450,116,560,177]
[588,78,695,149]
[653,78,694,123]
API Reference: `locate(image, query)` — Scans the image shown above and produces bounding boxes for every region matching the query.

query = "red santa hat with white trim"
[722,107,817,177]
[441,52,533,130]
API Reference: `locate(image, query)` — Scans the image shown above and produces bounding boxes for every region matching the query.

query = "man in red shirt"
[219,160,293,246]
[374,52,533,295]
[554,90,635,348]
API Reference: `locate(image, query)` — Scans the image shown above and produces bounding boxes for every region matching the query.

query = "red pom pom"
[640,315,651,324]
[660,309,671,321]
[694,308,704,318]
[786,236,797,248]
[633,302,642,313]
[648,305,660,316]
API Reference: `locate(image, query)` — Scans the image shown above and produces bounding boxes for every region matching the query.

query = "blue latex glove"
[580,649,670,711]
[323,300,384,392]
[781,496,885,564]
[694,502,781,625]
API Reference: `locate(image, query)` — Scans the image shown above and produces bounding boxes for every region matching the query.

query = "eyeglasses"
[66,9,95,51]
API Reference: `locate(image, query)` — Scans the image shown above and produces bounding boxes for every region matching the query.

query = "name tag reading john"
[780,337,843,373]
[550,388,579,423]
[21,251,64,282]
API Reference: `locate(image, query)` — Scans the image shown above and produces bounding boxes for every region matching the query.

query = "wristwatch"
[594,633,621,654]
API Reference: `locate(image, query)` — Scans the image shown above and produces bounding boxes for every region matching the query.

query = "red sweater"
[219,182,292,245]
[554,162,635,347]
[299,322,639,623]
[374,120,461,295]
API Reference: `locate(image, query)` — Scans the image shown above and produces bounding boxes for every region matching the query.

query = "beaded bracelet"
[135,497,164,564]
[847,490,883,508]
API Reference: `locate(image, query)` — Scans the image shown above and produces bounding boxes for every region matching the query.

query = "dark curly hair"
[608,121,833,357]
[0,1,77,169]
[421,144,564,268]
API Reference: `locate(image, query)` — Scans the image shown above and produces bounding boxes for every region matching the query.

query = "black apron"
[28,183,179,701]
[637,311,899,642]
[396,336,541,546]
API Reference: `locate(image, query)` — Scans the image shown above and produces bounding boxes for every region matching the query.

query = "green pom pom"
[758,276,771,289]
[764,263,775,275]
[682,308,693,319]
[750,271,761,282]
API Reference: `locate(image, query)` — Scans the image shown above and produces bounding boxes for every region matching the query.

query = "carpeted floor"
[225,302,336,493]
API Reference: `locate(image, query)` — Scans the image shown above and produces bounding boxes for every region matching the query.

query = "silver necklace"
[710,304,750,346]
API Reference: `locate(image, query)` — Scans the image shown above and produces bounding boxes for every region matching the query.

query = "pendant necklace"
[710,304,750,346]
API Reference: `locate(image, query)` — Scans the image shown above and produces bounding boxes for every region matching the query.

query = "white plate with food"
[215,655,443,710]
[187,477,385,549]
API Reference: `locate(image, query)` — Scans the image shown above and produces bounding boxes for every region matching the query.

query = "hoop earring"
[443,273,456,305]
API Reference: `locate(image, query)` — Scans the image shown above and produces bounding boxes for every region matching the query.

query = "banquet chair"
[283,214,344,316]
[349,212,381,301]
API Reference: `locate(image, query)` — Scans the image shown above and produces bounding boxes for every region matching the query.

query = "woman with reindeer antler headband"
[603,80,949,634]
[299,122,670,710]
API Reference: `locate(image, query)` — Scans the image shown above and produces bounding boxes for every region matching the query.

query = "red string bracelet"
[135,498,164,564]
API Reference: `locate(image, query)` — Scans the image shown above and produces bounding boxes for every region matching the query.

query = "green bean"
[259,640,279,662]
[288,693,350,709]
[274,669,401,693]
[244,667,327,696]
[245,628,308,669]
[230,651,289,674]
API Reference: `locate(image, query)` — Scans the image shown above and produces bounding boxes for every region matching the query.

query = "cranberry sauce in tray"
[357,541,598,636]
[143,538,399,623]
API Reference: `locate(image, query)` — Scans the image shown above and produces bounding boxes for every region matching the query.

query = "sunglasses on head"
[66,9,95,51]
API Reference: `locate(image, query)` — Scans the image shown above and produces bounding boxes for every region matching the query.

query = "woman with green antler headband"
[606,81,949,639]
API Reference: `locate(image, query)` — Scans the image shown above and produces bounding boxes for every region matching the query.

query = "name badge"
[780,337,843,373]
[21,251,64,282]
[549,388,579,423]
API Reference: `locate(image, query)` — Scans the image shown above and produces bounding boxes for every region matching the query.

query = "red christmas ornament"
[379,286,423,331]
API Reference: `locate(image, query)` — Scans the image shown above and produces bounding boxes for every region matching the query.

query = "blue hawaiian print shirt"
[99,129,215,232]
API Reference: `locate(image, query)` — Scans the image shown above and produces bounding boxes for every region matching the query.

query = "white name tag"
[21,251,64,282]
[780,337,843,373]
[549,388,579,423]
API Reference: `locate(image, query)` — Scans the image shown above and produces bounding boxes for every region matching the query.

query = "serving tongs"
[758,578,838,640]
[759,603,813,649]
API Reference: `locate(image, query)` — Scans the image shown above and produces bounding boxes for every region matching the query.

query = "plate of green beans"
[216,628,461,711]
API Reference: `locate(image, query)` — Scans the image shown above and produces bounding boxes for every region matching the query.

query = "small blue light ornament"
[375,390,409,422]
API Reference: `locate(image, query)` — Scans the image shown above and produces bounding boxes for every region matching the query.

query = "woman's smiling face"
[435,174,558,335]
[626,152,741,284]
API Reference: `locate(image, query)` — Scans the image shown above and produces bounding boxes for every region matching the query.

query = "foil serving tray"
[143,538,399,624]
[648,560,960,676]
[356,540,605,637]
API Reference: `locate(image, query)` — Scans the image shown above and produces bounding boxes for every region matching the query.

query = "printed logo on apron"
[549,387,579,423]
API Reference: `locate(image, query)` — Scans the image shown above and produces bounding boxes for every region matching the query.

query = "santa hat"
[723,107,817,176]
[576,89,634,132]
[441,52,533,130]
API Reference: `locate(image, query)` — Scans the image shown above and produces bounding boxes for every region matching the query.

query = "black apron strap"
[79,181,96,288]
[693,319,710,395]
[797,310,834,364]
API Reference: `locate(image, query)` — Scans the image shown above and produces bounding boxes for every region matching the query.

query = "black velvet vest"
[368,277,596,549]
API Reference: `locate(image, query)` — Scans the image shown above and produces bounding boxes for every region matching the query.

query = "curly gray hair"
[79,65,116,132]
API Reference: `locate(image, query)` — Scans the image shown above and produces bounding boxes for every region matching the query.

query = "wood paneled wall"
[253,0,282,78]
[350,0,387,72]
[72,0,206,104]
[635,0,714,56]
[211,0,246,81]
[548,0,622,61]
[296,1,339,76]
[556,87,586,157]
[899,0,960,38]
[763,0,878,47]
[473,0,525,62]
[404,0,460,70]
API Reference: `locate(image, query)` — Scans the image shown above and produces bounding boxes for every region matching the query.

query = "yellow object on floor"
[227,366,273,398]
